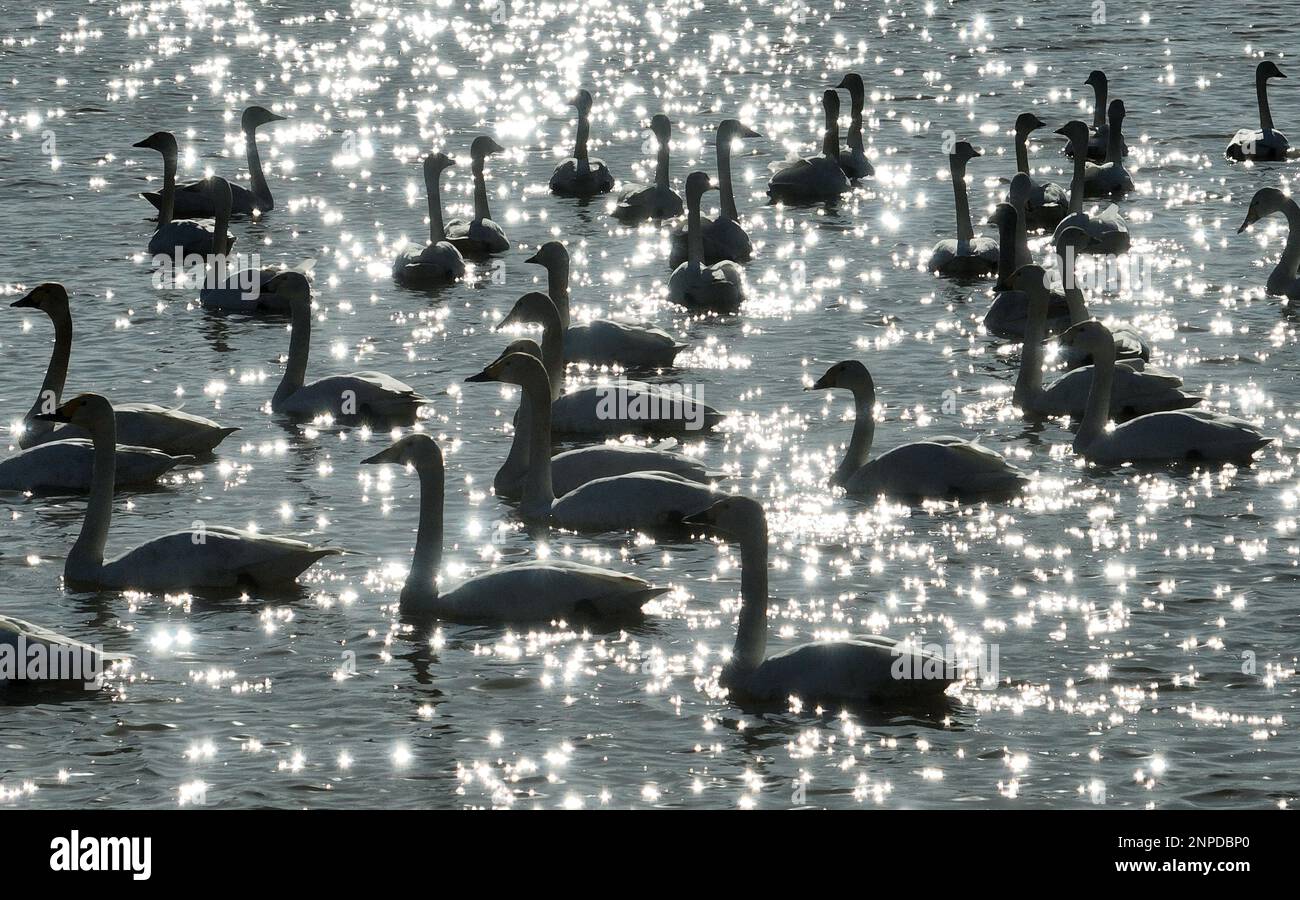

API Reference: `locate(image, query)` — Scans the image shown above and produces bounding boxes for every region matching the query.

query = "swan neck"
[546,259,570,331]
[1013,198,1030,268]
[245,125,273,207]
[717,137,739,222]
[1258,71,1276,133]
[1060,247,1090,322]
[1014,298,1047,409]
[473,158,491,221]
[1076,346,1116,451]
[1105,115,1124,165]
[836,387,876,486]
[1014,131,1030,174]
[276,310,311,403]
[1092,81,1108,128]
[425,167,446,242]
[23,310,72,445]
[822,107,840,159]
[519,368,556,516]
[407,462,444,598]
[994,218,1017,289]
[70,409,116,577]
[158,149,177,228]
[536,307,564,402]
[498,393,532,491]
[655,142,670,191]
[733,525,770,672]
[687,190,705,267]
[847,94,865,153]
[1069,150,1086,214]
[574,108,590,162]
[951,157,975,243]
[1274,201,1300,285]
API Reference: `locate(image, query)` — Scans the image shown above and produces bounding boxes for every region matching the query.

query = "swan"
[983,201,1071,341]
[1082,100,1135,198]
[668,171,749,312]
[35,393,340,591]
[392,152,467,287]
[682,496,957,705]
[611,114,684,222]
[1052,225,1150,366]
[11,283,237,454]
[444,136,510,256]
[142,106,286,218]
[1010,265,1199,421]
[1068,71,1127,162]
[133,134,233,258]
[465,352,719,533]
[808,360,1027,501]
[1052,121,1130,255]
[271,288,425,423]
[928,141,999,278]
[836,73,875,179]
[1237,187,1300,301]
[1226,61,1291,162]
[766,90,852,204]
[1013,113,1068,230]
[1,615,127,689]
[361,434,665,623]
[493,291,722,435]
[527,241,687,367]
[669,119,762,266]
[548,89,616,197]
[1057,321,1271,466]
[0,440,190,493]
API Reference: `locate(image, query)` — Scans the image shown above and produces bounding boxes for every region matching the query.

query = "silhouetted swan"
[143,106,285,218]
[466,353,719,532]
[928,141,999,278]
[1053,121,1130,255]
[836,74,874,179]
[669,172,749,311]
[809,361,1026,501]
[1013,113,1068,230]
[133,134,232,257]
[196,177,307,314]
[682,496,957,705]
[1083,100,1134,198]
[362,434,665,622]
[0,440,189,493]
[36,393,339,591]
[1069,71,1126,162]
[1058,321,1271,465]
[1227,61,1291,162]
[669,120,761,266]
[549,89,615,197]
[12,283,237,454]
[392,152,466,287]
[1,615,126,689]
[983,201,1071,340]
[444,136,510,255]
[767,90,852,203]
[1237,187,1300,301]
[612,114,684,221]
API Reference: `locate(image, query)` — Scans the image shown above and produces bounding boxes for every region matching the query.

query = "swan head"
[470,135,505,160]
[494,338,543,365]
[835,73,865,100]
[524,240,568,271]
[1259,60,1287,81]
[1054,120,1091,152]
[718,119,761,144]
[241,106,287,131]
[1238,187,1291,232]
[685,170,716,204]
[807,360,875,398]
[986,201,1017,233]
[132,131,178,156]
[1107,98,1126,127]
[1008,172,1032,209]
[1056,319,1114,355]
[496,292,559,332]
[1084,70,1108,91]
[34,392,112,427]
[950,140,980,163]
[571,89,594,113]
[681,495,767,543]
[648,114,672,144]
[265,271,312,305]
[11,282,69,316]
[1014,112,1048,136]
[361,433,441,470]
[422,152,455,177]
[465,350,545,389]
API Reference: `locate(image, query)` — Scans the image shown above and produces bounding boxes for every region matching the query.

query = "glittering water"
[1,0,1298,809]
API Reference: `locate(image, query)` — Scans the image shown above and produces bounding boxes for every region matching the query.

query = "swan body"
[36,394,338,591]
[810,361,1026,502]
[1226,62,1291,162]
[669,120,761,266]
[1067,71,1128,162]
[444,136,510,255]
[1082,100,1135,198]
[392,152,467,287]
[1013,113,1068,230]
[0,440,190,493]
[669,171,749,311]
[683,496,957,705]
[133,132,233,257]
[929,141,999,278]
[983,200,1071,340]
[1238,187,1300,301]
[767,90,852,203]
[1,615,127,690]
[549,90,615,197]
[1052,121,1130,255]
[612,114,684,221]
[836,74,875,179]
[1050,227,1150,368]
[200,268,308,315]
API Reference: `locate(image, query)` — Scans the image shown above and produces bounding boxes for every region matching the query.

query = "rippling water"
[2,0,1298,809]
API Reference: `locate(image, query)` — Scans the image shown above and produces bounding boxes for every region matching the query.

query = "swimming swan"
[133,133,233,258]
[767,90,852,204]
[466,353,719,533]
[809,360,1027,501]
[1053,121,1130,255]
[1226,61,1291,162]
[669,119,762,266]
[142,106,287,218]
[196,177,308,314]
[612,114,684,221]
[1237,187,1300,301]
[836,74,875,179]
[0,440,190,493]
[1082,100,1135,198]
[1057,321,1271,466]
[1,615,127,690]
[928,141,999,278]
[12,283,237,454]
[392,152,467,287]
[1068,71,1127,162]
[361,434,665,622]
[549,89,616,197]
[1013,113,1068,230]
[444,136,510,256]
[983,201,1071,341]
[669,172,750,312]
[682,495,957,705]
[36,393,339,591]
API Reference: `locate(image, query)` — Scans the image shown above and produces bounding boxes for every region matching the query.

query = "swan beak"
[464,369,494,383]
[523,252,541,265]
[268,113,289,122]
[807,373,834,391]
[360,446,400,465]
[681,508,716,528]
[10,291,39,308]
[487,139,505,155]
[1053,126,1069,137]
[33,411,67,423]
[131,137,152,149]
[741,127,762,139]
[1238,211,1257,233]
[494,313,519,332]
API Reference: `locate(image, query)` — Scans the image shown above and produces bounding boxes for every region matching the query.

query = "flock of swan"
[3,60,1294,710]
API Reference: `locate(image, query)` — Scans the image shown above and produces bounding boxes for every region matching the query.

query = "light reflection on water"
[1,1,1299,809]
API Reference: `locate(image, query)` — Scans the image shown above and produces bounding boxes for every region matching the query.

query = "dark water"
[1,1,1298,808]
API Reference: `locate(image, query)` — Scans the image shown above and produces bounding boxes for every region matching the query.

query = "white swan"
[1227,61,1291,162]
[668,171,749,312]
[836,73,875,179]
[1010,265,1198,420]
[1052,121,1130,255]
[527,241,687,367]
[809,360,1027,501]
[767,90,852,204]
[549,89,615,197]
[362,434,667,622]
[11,283,237,454]
[1058,321,1271,466]
[0,440,189,493]
[612,114,684,222]
[1052,226,1149,367]
[1082,100,1135,198]
[35,393,339,591]
[669,119,761,266]
[928,141,999,278]
[142,106,286,218]
[1,615,127,690]
[983,201,1071,341]
[1237,187,1300,301]
[1013,113,1068,230]
[392,152,467,287]
[1068,71,1127,162]
[466,352,719,533]
[133,134,233,258]
[272,287,426,423]
[682,496,957,705]
[444,136,510,256]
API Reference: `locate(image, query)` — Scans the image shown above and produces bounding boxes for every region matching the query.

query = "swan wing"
[1092,410,1271,464]
[549,472,718,532]
[845,440,1024,500]
[743,639,956,704]
[111,403,237,454]
[101,527,338,591]
[435,560,662,624]
[0,440,187,492]
[550,444,708,495]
